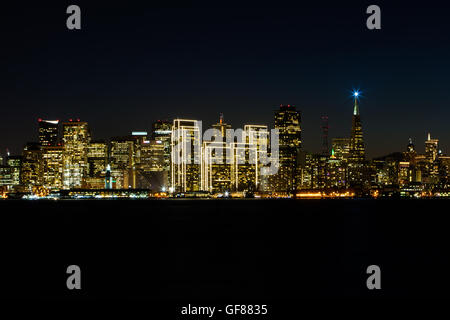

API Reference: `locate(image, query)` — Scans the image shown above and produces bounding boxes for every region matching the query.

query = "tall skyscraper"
[275,105,302,148]
[151,120,172,186]
[6,156,22,187]
[425,133,439,162]
[38,119,59,146]
[42,146,64,191]
[349,93,365,162]
[231,142,258,192]
[272,104,302,193]
[62,120,90,189]
[329,138,350,189]
[85,140,108,189]
[21,142,43,191]
[109,136,137,189]
[138,139,167,190]
[244,124,270,191]
[171,119,202,192]
[201,141,233,193]
[347,92,369,191]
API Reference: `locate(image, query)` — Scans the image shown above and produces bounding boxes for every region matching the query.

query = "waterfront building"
[62,120,90,189]
[42,146,64,190]
[271,104,302,193]
[171,119,202,192]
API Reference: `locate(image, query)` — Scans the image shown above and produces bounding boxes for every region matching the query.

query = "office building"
[171,119,202,192]
[272,104,302,193]
[42,146,64,190]
[21,142,43,191]
[62,120,90,189]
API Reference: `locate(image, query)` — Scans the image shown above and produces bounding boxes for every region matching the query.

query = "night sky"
[1,2,450,158]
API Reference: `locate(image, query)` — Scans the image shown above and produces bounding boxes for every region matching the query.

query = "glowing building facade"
[151,121,172,188]
[6,156,22,187]
[138,139,167,190]
[171,119,202,192]
[425,133,439,162]
[231,142,258,192]
[42,146,64,191]
[62,120,90,189]
[349,94,365,162]
[272,105,302,193]
[85,140,108,189]
[109,137,137,189]
[21,142,43,191]
[201,141,233,193]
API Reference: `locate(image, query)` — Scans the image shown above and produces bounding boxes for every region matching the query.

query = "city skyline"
[0,95,446,160]
[2,96,450,199]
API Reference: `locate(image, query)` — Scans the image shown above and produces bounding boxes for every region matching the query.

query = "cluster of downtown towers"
[0,97,449,198]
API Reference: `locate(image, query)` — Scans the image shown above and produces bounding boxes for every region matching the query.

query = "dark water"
[0,199,449,300]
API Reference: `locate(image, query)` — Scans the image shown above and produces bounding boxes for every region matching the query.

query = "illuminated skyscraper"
[272,104,302,193]
[244,125,269,151]
[62,120,90,189]
[347,92,369,191]
[85,140,108,189]
[349,93,365,162]
[38,119,59,147]
[244,125,269,191]
[422,133,440,185]
[138,139,167,190]
[42,146,64,191]
[201,141,233,193]
[151,120,172,186]
[425,133,439,162]
[171,119,202,192]
[87,141,108,176]
[21,142,43,191]
[327,155,347,189]
[231,142,258,192]
[110,136,137,189]
[6,156,22,187]
[275,105,302,148]
[301,153,328,190]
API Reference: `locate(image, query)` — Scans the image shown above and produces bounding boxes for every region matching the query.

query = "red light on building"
[38,118,42,122]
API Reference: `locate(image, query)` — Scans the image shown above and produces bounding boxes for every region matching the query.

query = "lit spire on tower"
[349,89,365,163]
[353,91,360,116]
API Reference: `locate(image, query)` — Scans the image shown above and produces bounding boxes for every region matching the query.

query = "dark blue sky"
[1,2,450,158]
